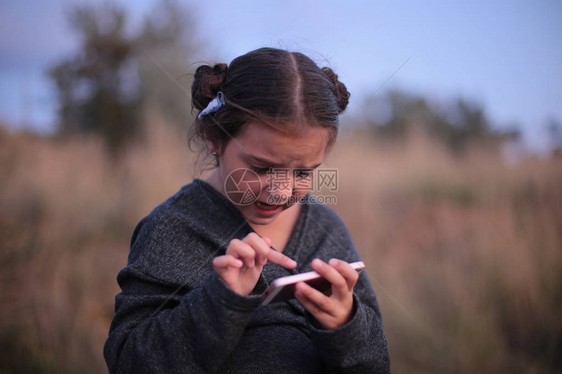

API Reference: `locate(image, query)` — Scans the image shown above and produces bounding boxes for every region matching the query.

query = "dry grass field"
[1,120,560,373]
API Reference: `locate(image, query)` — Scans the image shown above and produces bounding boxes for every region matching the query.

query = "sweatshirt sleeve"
[306,270,391,374]
[103,216,261,373]
[103,267,262,373]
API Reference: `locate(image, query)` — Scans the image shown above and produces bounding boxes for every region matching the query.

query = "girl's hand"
[213,232,297,295]
[294,258,359,330]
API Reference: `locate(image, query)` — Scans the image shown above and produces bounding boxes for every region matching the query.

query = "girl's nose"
[265,169,294,203]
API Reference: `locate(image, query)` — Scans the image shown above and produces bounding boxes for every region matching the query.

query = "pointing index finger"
[267,247,297,269]
[250,232,297,269]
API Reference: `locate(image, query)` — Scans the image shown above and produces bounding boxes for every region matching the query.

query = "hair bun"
[321,67,350,113]
[192,63,228,111]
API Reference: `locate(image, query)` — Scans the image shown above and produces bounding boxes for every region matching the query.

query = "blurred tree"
[48,5,139,154]
[362,90,520,153]
[48,0,198,154]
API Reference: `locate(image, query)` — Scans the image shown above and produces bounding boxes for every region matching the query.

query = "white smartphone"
[260,261,366,305]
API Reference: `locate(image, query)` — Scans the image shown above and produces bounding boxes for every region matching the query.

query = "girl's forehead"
[240,122,327,143]
[235,122,328,164]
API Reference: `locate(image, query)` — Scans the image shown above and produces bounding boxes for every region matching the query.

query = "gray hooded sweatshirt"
[104,179,390,373]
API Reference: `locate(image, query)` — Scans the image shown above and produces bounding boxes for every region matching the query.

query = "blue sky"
[1,0,561,150]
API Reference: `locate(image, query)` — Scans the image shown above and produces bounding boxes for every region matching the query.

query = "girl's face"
[210,122,329,226]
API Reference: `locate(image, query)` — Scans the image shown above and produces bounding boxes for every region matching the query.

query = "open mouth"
[255,201,283,211]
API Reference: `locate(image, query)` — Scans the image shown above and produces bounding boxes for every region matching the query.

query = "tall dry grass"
[326,133,562,373]
[0,118,195,373]
[0,121,560,373]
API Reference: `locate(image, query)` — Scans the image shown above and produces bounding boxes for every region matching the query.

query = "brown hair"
[189,47,350,166]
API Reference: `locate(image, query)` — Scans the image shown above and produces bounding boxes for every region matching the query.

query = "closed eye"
[251,166,272,175]
[295,169,313,179]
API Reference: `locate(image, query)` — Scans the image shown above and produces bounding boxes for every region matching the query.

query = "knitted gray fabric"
[104,179,390,373]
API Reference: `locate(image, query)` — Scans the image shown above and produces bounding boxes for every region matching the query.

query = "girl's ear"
[205,139,219,156]
[205,139,221,167]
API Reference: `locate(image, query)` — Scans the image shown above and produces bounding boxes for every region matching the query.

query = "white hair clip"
[198,92,226,119]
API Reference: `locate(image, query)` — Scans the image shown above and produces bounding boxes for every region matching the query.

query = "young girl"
[104,47,390,373]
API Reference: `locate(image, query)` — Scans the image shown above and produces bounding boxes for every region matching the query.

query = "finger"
[328,258,360,291]
[243,233,271,266]
[295,288,325,318]
[262,236,272,247]
[244,233,297,269]
[295,282,334,315]
[311,259,348,297]
[213,255,243,269]
[257,237,272,265]
[227,239,256,268]
[267,249,297,269]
